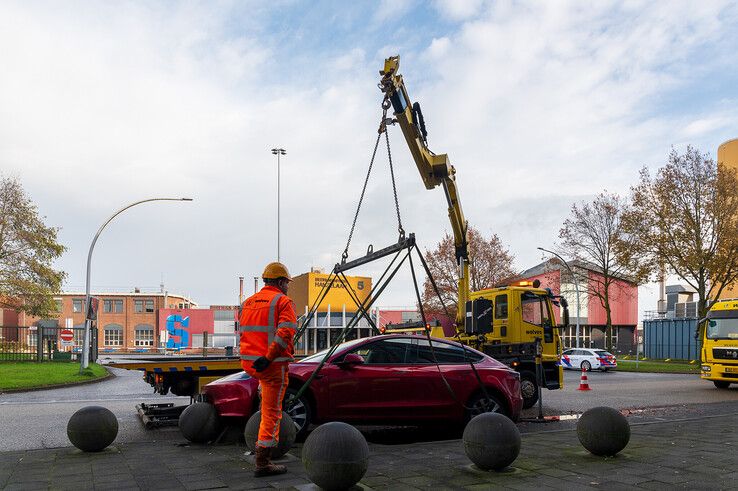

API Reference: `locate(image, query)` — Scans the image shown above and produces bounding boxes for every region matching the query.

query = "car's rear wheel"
[581,360,592,372]
[714,380,731,389]
[283,387,312,440]
[519,371,539,409]
[466,391,509,420]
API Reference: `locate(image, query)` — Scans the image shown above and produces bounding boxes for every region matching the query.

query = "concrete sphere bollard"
[179,402,221,443]
[302,422,369,491]
[463,413,521,471]
[577,406,630,456]
[67,406,118,452]
[244,411,296,459]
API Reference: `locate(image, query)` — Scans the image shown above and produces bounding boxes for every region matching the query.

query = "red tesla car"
[201,334,522,438]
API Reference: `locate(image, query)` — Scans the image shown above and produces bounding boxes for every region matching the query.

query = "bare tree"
[623,146,738,322]
[559,192,648,351]
[0,176,66,317]
[421,227,516,322]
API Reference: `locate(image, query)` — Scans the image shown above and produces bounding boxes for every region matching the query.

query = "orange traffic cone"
[577,367,591,391]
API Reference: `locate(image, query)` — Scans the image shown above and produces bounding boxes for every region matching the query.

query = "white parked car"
[561,348,617,371]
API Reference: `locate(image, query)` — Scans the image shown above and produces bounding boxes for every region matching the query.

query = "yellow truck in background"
[700,298,738,388]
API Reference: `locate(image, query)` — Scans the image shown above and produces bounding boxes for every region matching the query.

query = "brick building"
[1,291,195,351]
[519,259,638,353]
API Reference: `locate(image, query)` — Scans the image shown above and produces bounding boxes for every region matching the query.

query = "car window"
[594,350,613,357]
[495,294,508,319]
[413,339,483,364]
[300,338,367,363]
[351,338,413,364]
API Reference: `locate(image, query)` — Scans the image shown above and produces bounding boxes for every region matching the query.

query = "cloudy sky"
[2,1,738,314]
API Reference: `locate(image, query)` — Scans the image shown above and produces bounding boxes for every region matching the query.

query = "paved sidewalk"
[1,408,736,490]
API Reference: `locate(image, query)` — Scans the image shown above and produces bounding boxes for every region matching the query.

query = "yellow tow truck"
[379,56,567,408]
[700,298,738,388]
[108,356,242,397]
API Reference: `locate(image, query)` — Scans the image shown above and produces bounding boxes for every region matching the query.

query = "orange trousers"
[245,362,289,448]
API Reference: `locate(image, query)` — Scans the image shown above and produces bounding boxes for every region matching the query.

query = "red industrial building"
[519,259,638,353]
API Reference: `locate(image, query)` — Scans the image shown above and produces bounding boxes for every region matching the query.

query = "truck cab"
[700,299,738,388]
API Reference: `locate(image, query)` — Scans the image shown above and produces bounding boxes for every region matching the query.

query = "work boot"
[253,446,287,477]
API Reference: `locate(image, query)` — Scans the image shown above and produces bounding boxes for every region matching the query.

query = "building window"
[103,299,124,313]
[562,325,592,349]
[213,310,236,321]
[104,324,123,346]
[53,299,63,312]
[73,299,84,313]
[134,299,155,313]
[135,324,154,347]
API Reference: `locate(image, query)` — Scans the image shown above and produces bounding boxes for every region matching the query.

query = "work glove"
[252,356,271,372]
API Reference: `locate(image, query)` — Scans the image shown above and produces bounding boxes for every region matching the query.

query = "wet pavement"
[1,401,736,490]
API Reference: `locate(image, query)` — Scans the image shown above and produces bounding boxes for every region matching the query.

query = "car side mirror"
[338,353,365,368]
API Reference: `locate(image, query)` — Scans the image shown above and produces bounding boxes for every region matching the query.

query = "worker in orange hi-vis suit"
[239,262,297,477]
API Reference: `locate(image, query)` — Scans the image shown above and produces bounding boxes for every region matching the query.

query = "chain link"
[342,126,383,263]
[342,102,405,262]
[384,128,404,239]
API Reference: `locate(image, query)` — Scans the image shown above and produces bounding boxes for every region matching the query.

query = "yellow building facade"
[291,271,372,314]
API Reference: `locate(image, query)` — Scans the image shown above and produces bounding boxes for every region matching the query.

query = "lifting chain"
[341,100,404,263]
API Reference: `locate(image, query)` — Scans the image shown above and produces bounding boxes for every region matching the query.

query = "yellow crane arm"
[379,55,469,327]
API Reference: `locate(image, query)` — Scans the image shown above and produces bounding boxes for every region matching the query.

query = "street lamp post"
[271,148,286,262]
[79,197,193,373]
[537,247,582,348]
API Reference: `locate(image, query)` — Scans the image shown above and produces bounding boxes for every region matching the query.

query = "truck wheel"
[520,371,539,409]
[283,388,313,440]
[581,360,592,372]
[714,381,731,389]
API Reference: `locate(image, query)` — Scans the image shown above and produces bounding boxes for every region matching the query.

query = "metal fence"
[0,326,96,362]
[643,318,699,360]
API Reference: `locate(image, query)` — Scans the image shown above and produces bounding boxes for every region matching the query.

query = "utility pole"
[271,148,286,261]
[80,197,192,373]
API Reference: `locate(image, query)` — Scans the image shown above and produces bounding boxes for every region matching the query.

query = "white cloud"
[374,0,415,23]
[433,0,483,21]
[1,1,737,310]
[424,37,451,59]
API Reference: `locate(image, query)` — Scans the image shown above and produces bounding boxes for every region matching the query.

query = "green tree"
[623,146,738,321]
[0,176,66,317]
[421,226,516,322]
[559,192,648,351]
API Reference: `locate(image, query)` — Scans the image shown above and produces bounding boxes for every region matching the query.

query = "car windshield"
[594,350,614,357]
[299,338,368,363]
[706,318,738,340]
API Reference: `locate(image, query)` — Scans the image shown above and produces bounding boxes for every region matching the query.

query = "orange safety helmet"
[262,262,292,281]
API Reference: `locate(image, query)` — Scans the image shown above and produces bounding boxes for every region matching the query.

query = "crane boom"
[379,55,469,327]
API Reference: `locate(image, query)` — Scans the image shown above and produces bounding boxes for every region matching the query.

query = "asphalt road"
[0,367,188,452]
[522,368,738,417]
[1,366,737,452]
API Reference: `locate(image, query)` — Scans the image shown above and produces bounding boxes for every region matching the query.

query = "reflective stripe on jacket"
[238,285,297,363]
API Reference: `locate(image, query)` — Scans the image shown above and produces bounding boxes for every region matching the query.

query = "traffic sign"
[60,328,74,347]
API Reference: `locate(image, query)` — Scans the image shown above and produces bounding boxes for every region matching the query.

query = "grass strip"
[0,361,108,390]
[615,360,699,374]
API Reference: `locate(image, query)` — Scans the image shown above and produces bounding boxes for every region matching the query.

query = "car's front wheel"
[283,387,313,440]
[581,360,592,372]
[714,380,731,389]
[465,391,509,421]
